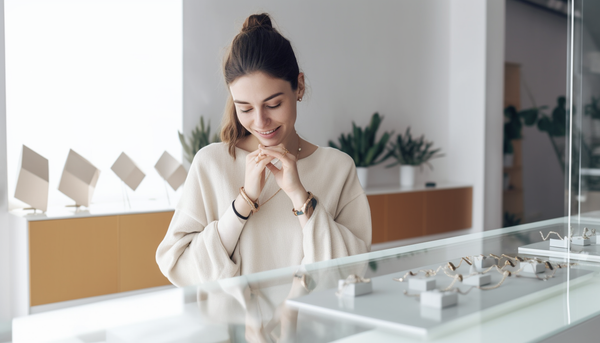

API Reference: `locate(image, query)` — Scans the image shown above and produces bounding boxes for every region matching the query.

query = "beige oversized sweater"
[156,143,372,287]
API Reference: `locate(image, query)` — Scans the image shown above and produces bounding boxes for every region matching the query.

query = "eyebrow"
[233,92,284,105]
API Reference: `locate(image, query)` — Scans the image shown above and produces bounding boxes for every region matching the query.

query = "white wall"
[5,0,183,209]
[505,0,567,222]
[485,0,506,231]
[0,0,10,328]
[183,0,504,232]
[446,0,486,234]
[183,0,452,187]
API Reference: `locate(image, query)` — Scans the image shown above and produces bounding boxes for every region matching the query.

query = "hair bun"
[242,13,273,32]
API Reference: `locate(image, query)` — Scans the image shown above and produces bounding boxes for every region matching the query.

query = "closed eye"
[239,108,252,113]
[267,103,281,109]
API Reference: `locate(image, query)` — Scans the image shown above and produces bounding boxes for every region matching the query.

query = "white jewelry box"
[408,277,436,292]
[473,256,496,271]
[572,236,590,246]
[520,262,545,274]
[420,290,458,309]
[337,279,372,297]
[463,273,492,286]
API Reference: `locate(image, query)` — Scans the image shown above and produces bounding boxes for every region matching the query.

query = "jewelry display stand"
[519,241,600,262]
[409,277,436,291]
[337,280,372,297]
[287,259,592,338]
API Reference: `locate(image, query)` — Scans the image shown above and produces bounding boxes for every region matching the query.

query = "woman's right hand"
[243,148,274,201]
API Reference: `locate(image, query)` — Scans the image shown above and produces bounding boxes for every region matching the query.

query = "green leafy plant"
[386,127,443,169]
[585,96,600,120]
[328,112,392,167]
[503,212,522,227]
[504,96,569,169]
[178,116,220,164]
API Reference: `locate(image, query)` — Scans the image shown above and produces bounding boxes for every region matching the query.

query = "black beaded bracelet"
[232,200,250,220]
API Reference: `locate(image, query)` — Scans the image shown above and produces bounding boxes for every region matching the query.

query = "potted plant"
[328,112,392,188]
[386,127,443,187]
[178,116,220,164]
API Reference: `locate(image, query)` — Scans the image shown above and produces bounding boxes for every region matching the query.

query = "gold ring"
[282,148,289,158]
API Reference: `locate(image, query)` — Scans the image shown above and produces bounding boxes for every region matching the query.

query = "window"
[5,0,182,208]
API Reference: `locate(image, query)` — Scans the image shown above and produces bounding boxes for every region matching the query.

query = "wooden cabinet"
[29,216,120,306]
[367,186,472,244]
[119,212,174,292]
[15,210,174,310]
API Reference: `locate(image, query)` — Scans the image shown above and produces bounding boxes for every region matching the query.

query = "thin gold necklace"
[261,137,302,206]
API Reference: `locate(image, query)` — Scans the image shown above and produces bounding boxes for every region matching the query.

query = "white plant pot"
[400,165,417,187]
[503,154,514,168]
[356,167,368,188]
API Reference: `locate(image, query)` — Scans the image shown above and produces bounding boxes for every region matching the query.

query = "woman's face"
[229,71,304,148]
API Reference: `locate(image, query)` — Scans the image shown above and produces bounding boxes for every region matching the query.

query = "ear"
[297,73,305,100]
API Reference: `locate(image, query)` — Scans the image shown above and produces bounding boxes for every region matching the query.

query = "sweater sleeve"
[300,156,372,264]
[156,149,243,287]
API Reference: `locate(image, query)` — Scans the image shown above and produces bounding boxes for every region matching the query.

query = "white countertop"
[9,198,175,221]
[364,183,472,196]
[9,183,472,221]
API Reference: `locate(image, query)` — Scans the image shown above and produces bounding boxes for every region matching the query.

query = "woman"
[156,13,371,287]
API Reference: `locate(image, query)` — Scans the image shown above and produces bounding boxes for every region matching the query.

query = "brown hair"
[220,13,301,158]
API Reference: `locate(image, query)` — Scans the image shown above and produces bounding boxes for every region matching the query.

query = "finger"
[261,146,295,163]
[246,149,261,162]
[265,162,281,175]
[254,155,276,171]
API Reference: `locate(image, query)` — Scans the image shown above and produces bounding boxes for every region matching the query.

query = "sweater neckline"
[233,144,321,162]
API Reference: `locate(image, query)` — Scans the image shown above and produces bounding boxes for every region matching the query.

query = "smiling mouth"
[256,126,280,135]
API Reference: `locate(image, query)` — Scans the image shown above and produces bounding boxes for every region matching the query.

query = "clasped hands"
[244,143,308,208]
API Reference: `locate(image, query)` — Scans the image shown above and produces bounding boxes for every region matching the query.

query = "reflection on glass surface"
[14,219,600,342]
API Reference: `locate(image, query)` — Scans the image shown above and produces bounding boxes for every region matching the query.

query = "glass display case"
[11,217,600,343]
[12,1,600,342]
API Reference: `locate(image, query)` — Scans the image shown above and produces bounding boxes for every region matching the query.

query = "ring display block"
[409,277,436,292]
[520,262,545,274]
[111,152,146,191]
[473,256,496,270]
[15,145,49,212]
[589,235,597,244]
[463,274,492,286]
[550,239,568,248]
[58,149,100,207]
[420,303,458,322]
[154,151,187,191]
[337,280,372,297]
[572,236,590,246]
[420,290,458,309]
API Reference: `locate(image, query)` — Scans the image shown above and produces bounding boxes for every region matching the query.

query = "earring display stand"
[287,258,592,338]
[121,181,131,209]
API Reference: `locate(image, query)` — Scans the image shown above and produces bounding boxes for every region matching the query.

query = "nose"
[254,107,270,128]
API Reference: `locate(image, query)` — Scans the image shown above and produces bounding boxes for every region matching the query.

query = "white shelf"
[9,198,175,221]
[364,183,471,196]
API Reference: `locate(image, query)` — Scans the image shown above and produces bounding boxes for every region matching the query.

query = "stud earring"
[297,97,302,102]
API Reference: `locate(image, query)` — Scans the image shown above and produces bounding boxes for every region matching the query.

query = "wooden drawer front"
[118,212,173,292]
[387,192,425,241]
[367,195,387,244]
[368,187,473,244]
[424,188,473,235]
[29,217,119,306]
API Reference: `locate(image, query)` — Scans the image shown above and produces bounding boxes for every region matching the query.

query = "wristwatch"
[292,192,317,216]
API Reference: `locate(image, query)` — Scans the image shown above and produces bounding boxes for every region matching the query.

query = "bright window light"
[5,0,182,208]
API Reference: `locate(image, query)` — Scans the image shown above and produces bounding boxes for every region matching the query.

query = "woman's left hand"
[259,144,308,206]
